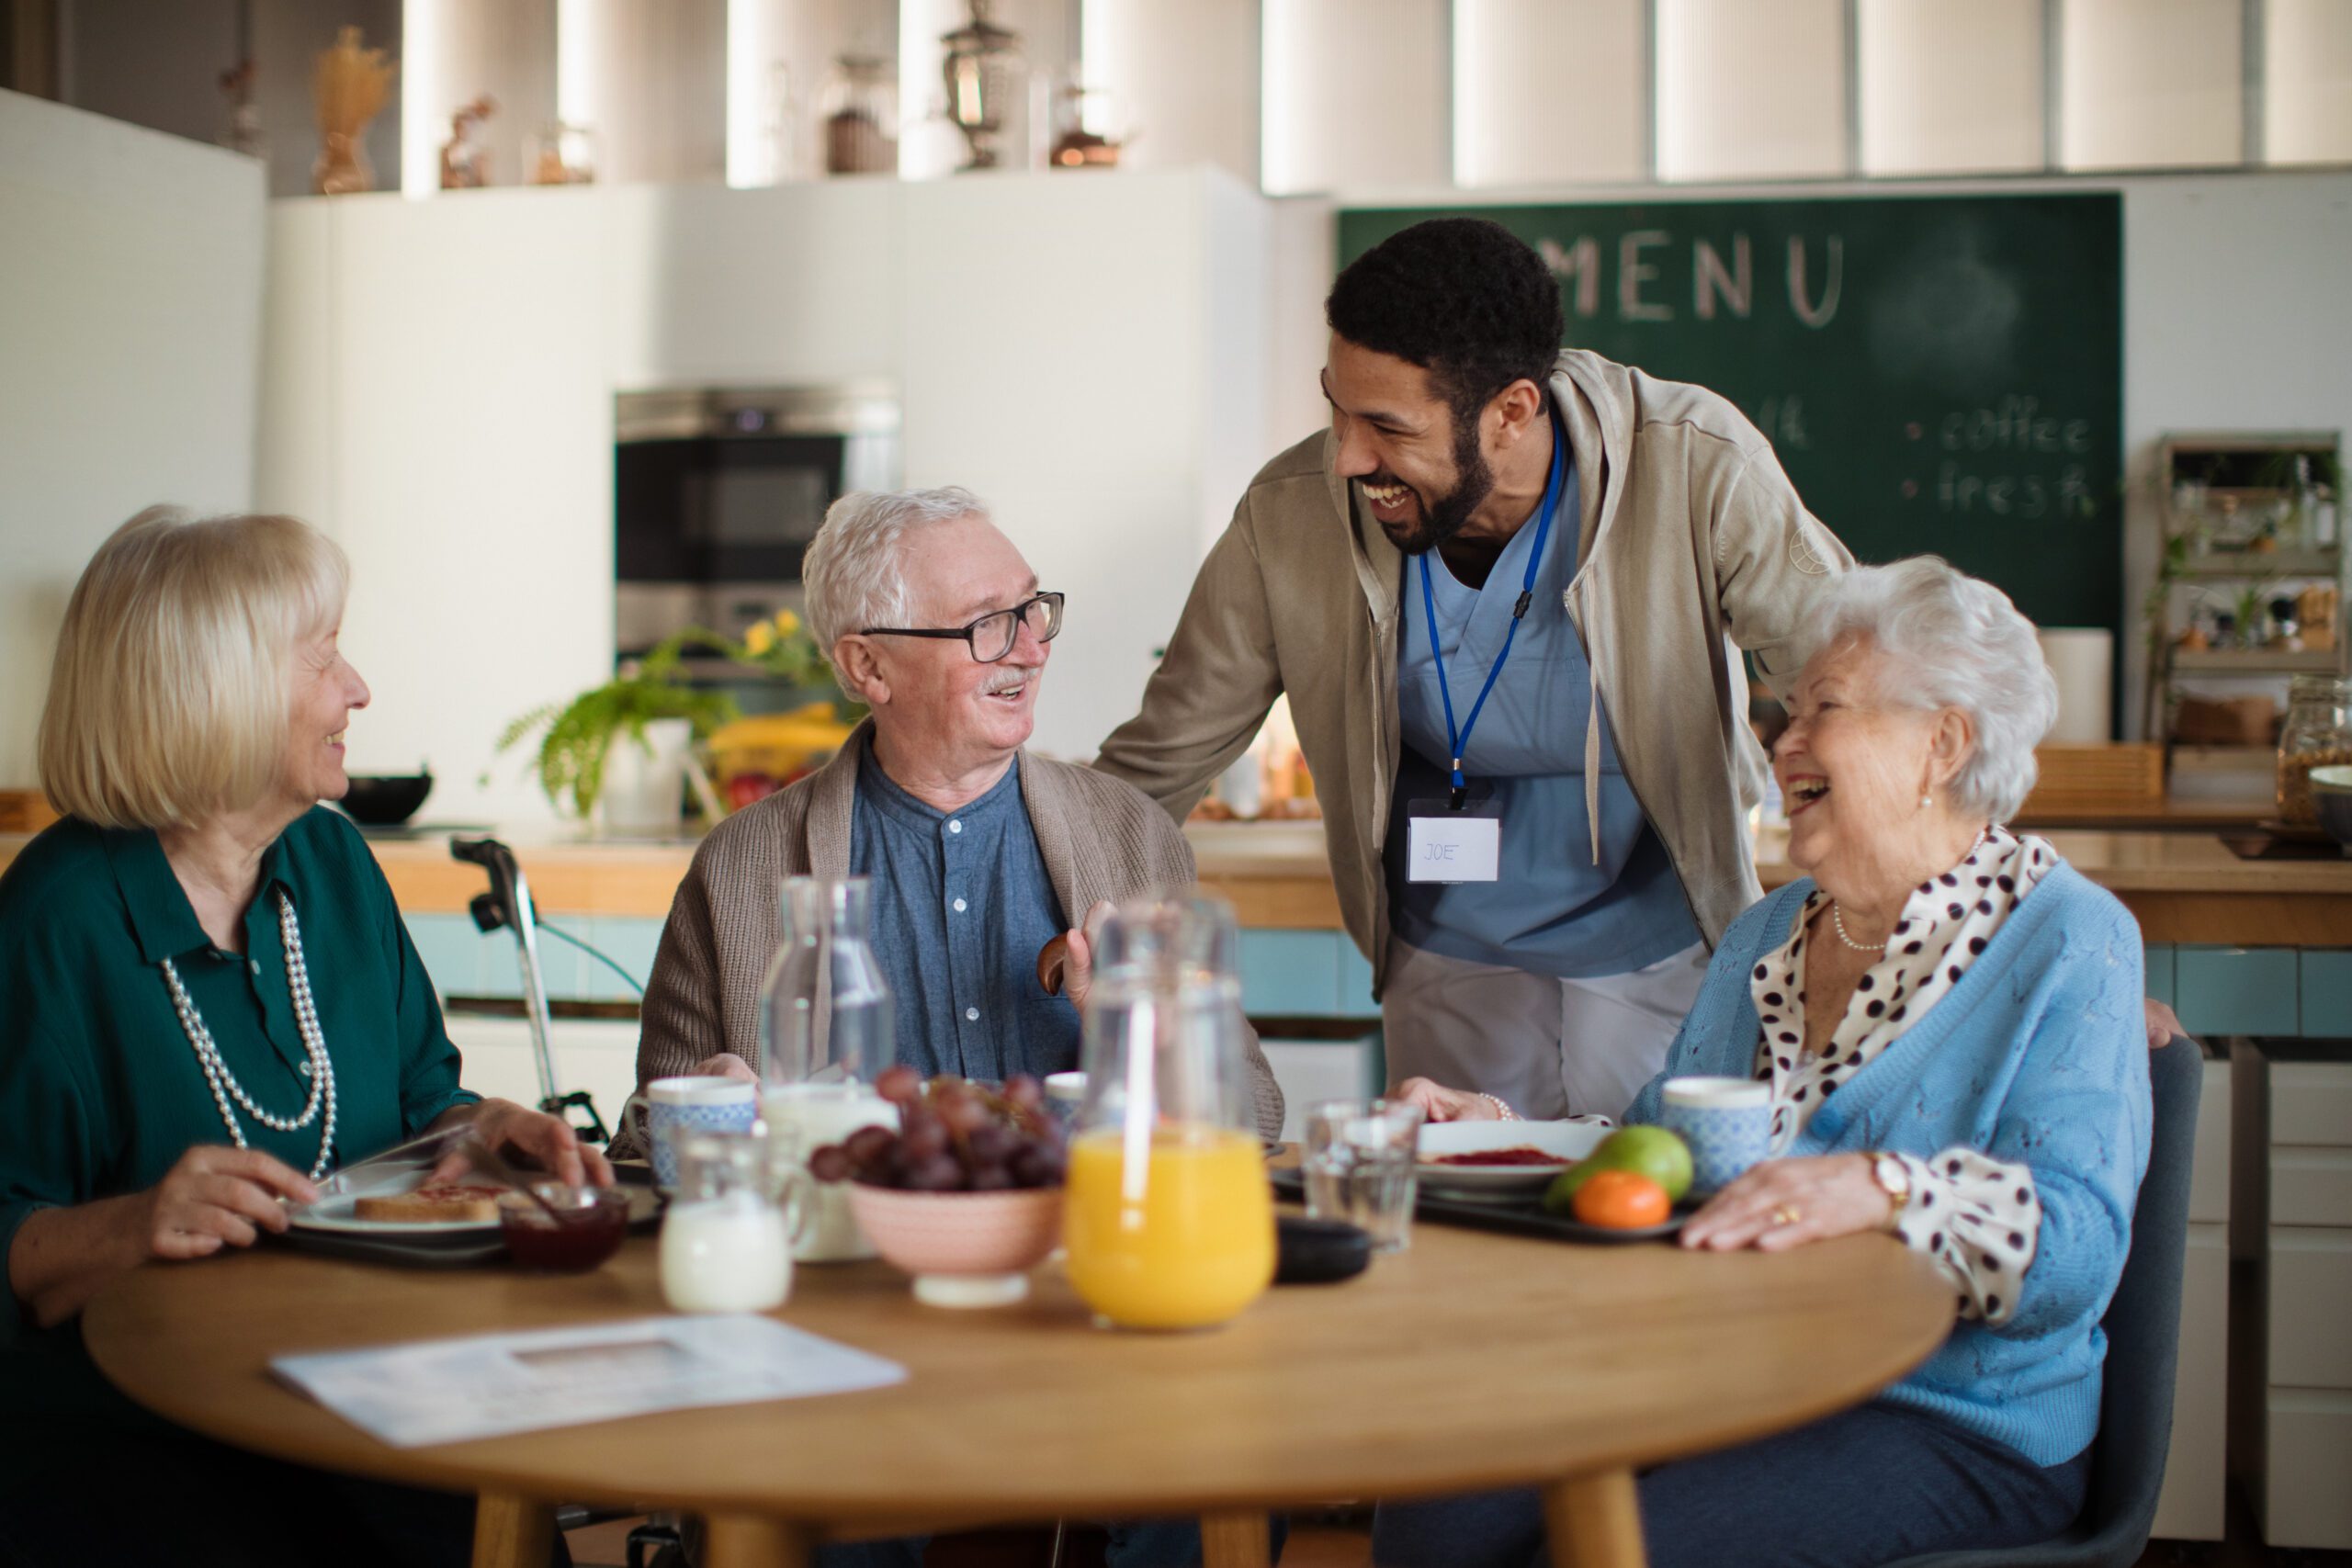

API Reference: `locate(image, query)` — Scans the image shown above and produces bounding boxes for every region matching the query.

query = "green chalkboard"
[1339,195,2123,647]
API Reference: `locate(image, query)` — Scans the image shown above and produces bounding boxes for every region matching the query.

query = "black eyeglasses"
[861,592,1065,664]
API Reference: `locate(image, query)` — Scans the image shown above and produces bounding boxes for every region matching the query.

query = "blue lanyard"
[1419,412,1567,810]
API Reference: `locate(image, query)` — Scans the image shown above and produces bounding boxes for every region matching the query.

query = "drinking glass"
[1302,1099,1425,1253]
[1063,893,1275,1331]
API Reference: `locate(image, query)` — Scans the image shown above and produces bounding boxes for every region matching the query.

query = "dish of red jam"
[1422,1146,1568,1168]
[497,1185,631,1272]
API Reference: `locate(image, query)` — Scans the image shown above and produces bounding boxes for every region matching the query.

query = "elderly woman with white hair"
[0,508,596,1566]
[1378,558,2154,1568]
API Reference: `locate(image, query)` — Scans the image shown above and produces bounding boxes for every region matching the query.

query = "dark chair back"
[1882,1032,2203,1568]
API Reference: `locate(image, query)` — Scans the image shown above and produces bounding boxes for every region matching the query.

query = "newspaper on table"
[271,1314,906,1448]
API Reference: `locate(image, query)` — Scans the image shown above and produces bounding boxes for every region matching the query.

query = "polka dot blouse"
[1747,827,2057,1325]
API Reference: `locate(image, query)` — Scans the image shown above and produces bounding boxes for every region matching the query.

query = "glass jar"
[2277,675,2352,827]
[820,53,898,175]
[526,121,596,186]
[758,875,899,1260]
[1063,894,1274,1331]
[659,1126,807,1313]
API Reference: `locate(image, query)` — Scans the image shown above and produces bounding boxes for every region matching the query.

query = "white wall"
[2119,173,2352,737]
[0,90,265,790]
[257,166,1270,820]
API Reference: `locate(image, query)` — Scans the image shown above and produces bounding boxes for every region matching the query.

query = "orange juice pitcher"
[1063,894,1274,1330]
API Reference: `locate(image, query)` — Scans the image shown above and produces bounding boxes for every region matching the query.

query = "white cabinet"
[257,170,1274,824]
[440,1011,644,1136]
[2235,1043,2352,1550]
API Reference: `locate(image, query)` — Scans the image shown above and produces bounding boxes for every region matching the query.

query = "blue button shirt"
[1385,443,1702,978]
[849,749,1080,1082]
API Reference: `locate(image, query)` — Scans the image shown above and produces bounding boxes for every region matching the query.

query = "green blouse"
[0,807,476,1413]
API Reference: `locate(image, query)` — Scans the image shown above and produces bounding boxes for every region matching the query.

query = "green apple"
[1543,1126,1692,1215]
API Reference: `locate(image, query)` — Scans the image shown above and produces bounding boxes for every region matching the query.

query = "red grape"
[902,1155,963,1191]
[875,1066,922,1107]
[809,1145,852,1183]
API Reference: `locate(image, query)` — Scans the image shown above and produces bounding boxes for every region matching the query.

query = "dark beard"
[1385,408,1495,556]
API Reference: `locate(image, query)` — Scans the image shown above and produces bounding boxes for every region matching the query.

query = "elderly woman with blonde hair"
[1379,558,2154,1568]
[0,507,592,1568]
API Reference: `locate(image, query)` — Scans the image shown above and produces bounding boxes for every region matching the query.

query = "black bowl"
[2313,767,2352,855]
[340,773,434,826]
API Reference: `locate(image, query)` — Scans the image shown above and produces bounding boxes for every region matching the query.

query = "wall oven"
[614,384,900,660]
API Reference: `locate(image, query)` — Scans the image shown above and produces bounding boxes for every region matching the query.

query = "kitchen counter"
[8,818,2339,949]
[1180,821,2352,947]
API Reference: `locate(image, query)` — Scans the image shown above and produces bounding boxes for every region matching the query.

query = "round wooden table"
[85,1218,1951,1568]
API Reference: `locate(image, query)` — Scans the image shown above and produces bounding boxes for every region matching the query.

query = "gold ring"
[1771,1205,1802,1226]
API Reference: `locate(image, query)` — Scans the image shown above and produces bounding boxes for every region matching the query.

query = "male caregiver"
[1094,217,1853,1119]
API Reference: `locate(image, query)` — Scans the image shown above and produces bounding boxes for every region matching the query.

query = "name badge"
[1405,797,1501,884]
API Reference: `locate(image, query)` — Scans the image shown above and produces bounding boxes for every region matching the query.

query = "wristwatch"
[1870,1153,1912,1230]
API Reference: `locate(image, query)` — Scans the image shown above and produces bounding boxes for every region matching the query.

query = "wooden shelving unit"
[2147,431,2346,759]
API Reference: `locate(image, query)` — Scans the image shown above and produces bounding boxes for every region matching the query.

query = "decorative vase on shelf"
[311,27,392,196]
[311,132,373,196]
[597,716,694,837]
[941,0,1024,171]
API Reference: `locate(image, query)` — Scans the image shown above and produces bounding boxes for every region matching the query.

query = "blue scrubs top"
[1385,442,1702,979]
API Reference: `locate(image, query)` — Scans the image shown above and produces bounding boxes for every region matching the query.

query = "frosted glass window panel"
[1453,0,1645,186]
[1858,0,2043,175]
[2061,0,2243,170]
[1262,0,1450,195]
[1080,0,1260,183]
[2267,0,2352,164]
[560,0,728,186]
[1657,0,1849,182]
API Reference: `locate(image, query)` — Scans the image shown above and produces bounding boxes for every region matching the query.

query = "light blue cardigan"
[1624,863,2153,1467]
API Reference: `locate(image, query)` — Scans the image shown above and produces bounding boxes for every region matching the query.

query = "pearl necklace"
[161,891,338,1180]
[1828,902,1888,954]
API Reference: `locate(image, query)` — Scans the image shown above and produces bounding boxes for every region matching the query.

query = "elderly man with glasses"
[621,486,1285,1148]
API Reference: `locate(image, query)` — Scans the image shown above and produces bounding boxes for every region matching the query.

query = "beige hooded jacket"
[1095,349,1852,992]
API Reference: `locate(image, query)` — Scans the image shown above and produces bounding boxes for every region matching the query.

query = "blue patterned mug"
[1658,1076,1772,1200]
[647,1076,760,1190]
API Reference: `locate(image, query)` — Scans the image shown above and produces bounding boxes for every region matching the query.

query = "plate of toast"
[288,1181,510,1237]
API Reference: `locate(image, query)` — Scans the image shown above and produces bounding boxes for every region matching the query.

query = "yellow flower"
[743,619,776,655]
[774,609,800,638]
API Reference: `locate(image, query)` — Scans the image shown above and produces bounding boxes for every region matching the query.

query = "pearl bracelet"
[1479,1093,1520,1122]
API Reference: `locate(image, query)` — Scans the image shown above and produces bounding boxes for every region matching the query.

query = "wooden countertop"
[5,818,2347,947]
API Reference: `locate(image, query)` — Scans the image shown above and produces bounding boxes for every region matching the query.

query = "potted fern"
[497,635,738,830]
[499,614,855,829]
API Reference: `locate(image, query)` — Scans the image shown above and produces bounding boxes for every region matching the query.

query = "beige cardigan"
[614,724,1285,1154]
[1095,348,1853,989]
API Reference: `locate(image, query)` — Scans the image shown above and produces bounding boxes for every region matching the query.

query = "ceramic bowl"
[844,1183,1062,1308]
[2312,765,2352,854]
[340,773,434,826]
[496,1184,632,1272]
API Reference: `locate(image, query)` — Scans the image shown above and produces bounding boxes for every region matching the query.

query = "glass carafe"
[1063,893,1274,1330]
[758,875,899,1261]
